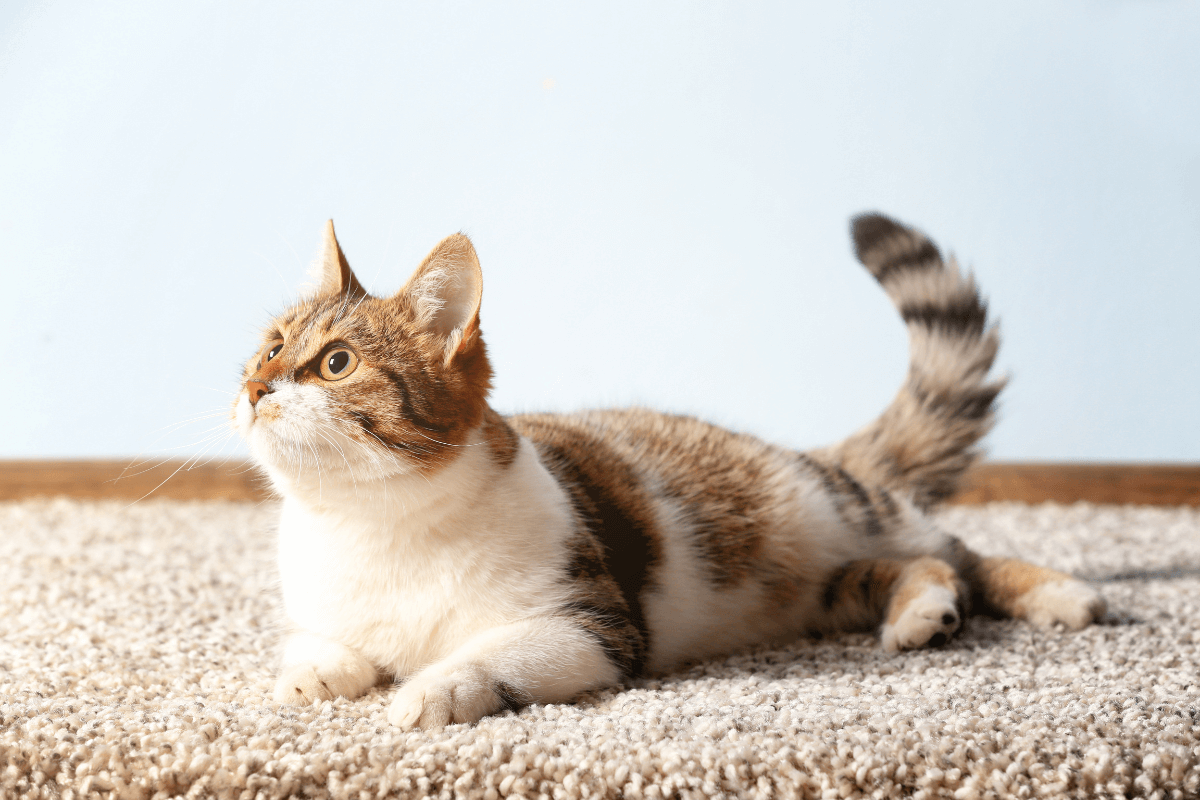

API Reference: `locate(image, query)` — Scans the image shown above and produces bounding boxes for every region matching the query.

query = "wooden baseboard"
[0,460,269,502]
[0,459,1197,506]
[949,463,1199,506]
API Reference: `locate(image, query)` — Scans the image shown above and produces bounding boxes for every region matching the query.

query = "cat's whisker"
[342,287,372,321]
[113,449,214,485]
[185,430,239,469]
[305,438,325,503]
[314,427,362,501]
[178,431,235,471]
[113,456,176,485]
[345,422,439,494]
[167,422,238,445]
[408,428,492,449]
[315,399,479,459]
[117,432,232,509]
[228,461,263,476]
[150,410,231,432]
[123,411,232,466]
[331,291,353,325]
[164,426,237,455]
[114,420,235,486]
[315,428,357,492]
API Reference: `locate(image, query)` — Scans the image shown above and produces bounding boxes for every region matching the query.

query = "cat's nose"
[246,380,271,407]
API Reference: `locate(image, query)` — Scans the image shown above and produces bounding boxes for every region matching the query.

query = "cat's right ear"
[397,233,483,367]
[304,220,366,299]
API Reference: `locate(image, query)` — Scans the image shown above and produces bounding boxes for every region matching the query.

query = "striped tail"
[815,213,1006,510]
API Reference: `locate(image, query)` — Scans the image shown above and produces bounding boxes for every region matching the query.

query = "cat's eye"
[319,346,359,381]
[261,341,283,368]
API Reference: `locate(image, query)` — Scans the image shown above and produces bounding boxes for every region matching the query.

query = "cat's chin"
[247,430,413,487]
[233,386,415,486]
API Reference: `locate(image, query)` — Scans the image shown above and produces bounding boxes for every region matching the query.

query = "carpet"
[1,499,1197,799]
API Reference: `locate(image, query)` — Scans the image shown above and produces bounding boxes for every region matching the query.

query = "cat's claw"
[273,665,337,705]
[273,660,376,706]
[880,584,962,653]
[387,664,506,729]
[1015,579,1106,630]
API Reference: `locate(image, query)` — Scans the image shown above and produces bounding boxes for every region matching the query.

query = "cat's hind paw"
[1014,579,1106,630]
[387,664,513,729]
[881,583,962,653]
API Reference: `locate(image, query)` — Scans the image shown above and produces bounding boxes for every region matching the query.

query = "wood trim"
[949,463,1200,507]
[0,460,270,502]
[0,459,1197,506]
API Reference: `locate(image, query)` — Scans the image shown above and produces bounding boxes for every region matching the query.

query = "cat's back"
[509,406,833,569]
[510,407,798,493]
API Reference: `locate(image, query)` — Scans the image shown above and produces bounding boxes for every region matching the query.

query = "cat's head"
[233,222,492,482]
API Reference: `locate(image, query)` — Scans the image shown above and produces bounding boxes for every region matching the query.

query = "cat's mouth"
[234,387,266,435]
[250,397,281,423]
[236,384,410,480]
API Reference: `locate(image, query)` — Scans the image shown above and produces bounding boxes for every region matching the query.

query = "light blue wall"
[1,1,1197,461]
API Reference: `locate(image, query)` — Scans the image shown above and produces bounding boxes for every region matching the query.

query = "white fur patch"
[276,438,568,671]
[268,429,618,727]
[880,584,961,653]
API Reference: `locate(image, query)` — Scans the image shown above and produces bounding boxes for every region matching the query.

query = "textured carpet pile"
[1,499,1198,799]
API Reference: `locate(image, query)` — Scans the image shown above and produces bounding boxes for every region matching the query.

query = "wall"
[1,1,1197,460]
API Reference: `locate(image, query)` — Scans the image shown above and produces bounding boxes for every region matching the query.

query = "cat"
[233,213,1105,729]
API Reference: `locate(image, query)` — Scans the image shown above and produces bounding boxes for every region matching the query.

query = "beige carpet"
[1,499,1197,799]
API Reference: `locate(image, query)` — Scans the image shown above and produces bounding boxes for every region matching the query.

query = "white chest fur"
[274,438,575,677]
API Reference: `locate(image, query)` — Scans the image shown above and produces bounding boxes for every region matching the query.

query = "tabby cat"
[233,214,1105,729]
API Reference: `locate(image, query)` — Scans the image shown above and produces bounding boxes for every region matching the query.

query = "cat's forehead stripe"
[274,298,373,360]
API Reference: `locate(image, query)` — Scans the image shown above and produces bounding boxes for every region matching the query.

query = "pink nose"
[246,380,270,407]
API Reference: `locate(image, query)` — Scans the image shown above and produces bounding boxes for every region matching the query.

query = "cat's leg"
[820,557,968,652]
[938,537,1106,629]
[273,631,380,705]
[387,616,621,729]
[880,557,970,652]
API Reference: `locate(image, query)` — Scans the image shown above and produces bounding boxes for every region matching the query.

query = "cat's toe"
[273,665,336,705]
[387,665,504,729]
[1015,579,1106,630]
[881,584,962,653]
[273,658,377,705]
[387,684,443,729]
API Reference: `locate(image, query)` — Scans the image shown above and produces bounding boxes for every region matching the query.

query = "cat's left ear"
[398,233,482,366]
[307,220,366,298]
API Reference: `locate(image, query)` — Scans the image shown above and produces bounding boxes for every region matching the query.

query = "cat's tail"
[813,213,1006,510]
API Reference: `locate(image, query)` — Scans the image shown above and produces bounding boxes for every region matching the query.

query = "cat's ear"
[398,233,483,366]
[306,220,366,298]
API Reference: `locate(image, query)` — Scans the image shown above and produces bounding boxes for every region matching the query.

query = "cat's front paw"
[273,661,377,706]
[880,584,963,653]
[387,664,511,729]
[1014,579,1106,630]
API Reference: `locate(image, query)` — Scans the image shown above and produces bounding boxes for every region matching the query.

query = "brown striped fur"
[815,214,1005,510]
[241,215,1105,728]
